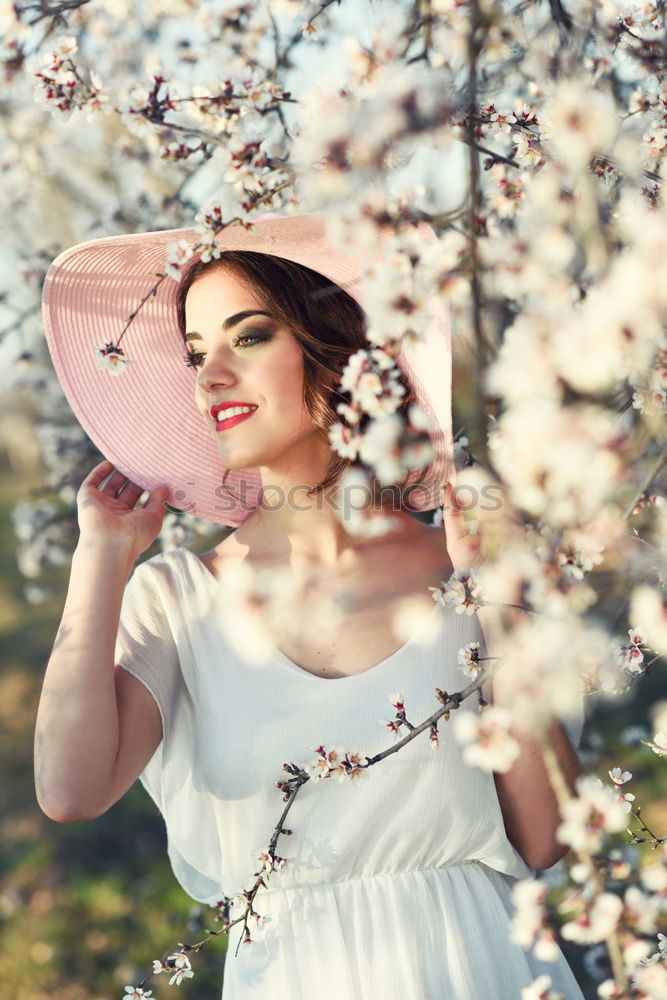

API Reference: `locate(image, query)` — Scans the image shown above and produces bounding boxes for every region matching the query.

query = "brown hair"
[176,250,425,501]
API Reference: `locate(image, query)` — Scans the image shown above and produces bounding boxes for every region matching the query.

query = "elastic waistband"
[258,859,491,897]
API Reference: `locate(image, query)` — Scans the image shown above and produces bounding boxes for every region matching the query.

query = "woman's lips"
[214,409,257,432]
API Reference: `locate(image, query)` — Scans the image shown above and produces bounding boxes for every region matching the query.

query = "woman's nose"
[196,353,238,393]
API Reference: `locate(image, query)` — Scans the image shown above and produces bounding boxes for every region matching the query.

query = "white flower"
[542,81,617,170]
[646,732,667,756]
[431,570,483,615]
[534,931,559,962]
[633,953,667,997]
[631,586,667,656]
[357,414,404,484]
[510,878,547,949]
[196,229,222,263]
[303,745,368,782]
[628,627,648,647]
[458,641,481,677]
[328,421,360,460]
[624,886,661,936]
[454,706,521,773]
[561,892,623,944]
[521,974,563,1000]
[304,754,332,781]
[597,980,622,999]
[166,950,194,986]
[123,989,153,1000]
[169,966,194,986]
[336,402,361,425]
[608,768,632,786]
[94,342,133,375]
[254,849,286,874]
[557,776,627,853]
[640,863,667,894]
[164,239,195,281]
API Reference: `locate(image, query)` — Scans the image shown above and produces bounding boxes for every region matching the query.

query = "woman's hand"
[441,475,525,574]
[440,480,484,573]
[76,460,171,558]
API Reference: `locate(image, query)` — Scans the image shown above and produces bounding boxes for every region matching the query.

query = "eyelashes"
[183,351,205,369]
[183,331,271,370]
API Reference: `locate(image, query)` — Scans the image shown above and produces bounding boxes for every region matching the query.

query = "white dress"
[115,548,586,1000]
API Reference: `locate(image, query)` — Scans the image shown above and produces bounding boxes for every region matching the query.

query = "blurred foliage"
[0,459,227,1000]
[0,456,664,1000]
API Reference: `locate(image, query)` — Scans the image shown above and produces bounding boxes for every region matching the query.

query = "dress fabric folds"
[115,547,585,1000]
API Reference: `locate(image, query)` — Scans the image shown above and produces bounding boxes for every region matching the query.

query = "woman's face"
[184,267,322,475]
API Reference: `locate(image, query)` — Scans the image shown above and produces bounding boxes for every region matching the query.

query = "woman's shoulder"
[132,545,223,592]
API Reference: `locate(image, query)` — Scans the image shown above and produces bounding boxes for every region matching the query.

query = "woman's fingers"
[82,462,167,509]
[143,485,172,510]
[442,482,470,537]
[82,460,115,489]
[104,474,131,496]
[117,482,146,508]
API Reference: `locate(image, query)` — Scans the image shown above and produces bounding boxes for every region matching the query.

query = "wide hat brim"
[41,212,453,527]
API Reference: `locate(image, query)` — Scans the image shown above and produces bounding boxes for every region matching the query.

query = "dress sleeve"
[115,554,182,743]
[115,553,186,820]
[114,551,225,905]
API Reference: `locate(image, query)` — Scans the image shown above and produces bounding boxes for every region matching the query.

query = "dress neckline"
[270,600,445,682]
[176,546,449,683]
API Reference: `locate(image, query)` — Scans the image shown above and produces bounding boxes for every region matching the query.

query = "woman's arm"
[34,461,169,823]
[492,717,581,870]
[34,537,163,822]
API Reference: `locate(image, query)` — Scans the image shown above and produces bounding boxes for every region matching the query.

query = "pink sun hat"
[41,211,453,527]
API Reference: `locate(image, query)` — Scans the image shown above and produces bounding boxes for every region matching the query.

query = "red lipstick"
[210,400,257,419]
[210,401,258,432]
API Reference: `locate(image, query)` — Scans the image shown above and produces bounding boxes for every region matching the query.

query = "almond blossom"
[623,886,661,937]
[521,974,564,1000]
[645,733,667,757]
[556,776,628,854]
[607,768,636,814]
[303,745,369,782]
[152,949,194,987]
[429,569,483,615]
[94,342,134,375]
[453,706,521,773]
[560,891,624,945]
[510,878,559,960]
[164,239,195,280]
[458,641,481,678]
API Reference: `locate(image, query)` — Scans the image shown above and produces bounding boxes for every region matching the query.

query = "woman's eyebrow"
[184,310,275,343]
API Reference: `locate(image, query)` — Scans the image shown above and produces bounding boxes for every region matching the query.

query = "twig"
[540,744,629,991]
[466,0,493,469]
[628,805,666,848]
[621,444,667,521]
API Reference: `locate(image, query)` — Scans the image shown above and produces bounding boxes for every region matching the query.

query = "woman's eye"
[183,332,270,369]
[232,330,270,348]
[183,351,206,369]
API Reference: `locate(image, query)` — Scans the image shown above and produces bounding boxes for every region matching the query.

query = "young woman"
[35,213,584,999]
